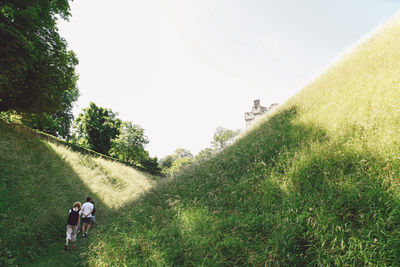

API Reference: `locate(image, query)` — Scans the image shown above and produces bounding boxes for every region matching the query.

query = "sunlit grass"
[84,13,400,266]
[48,143,155,209]
[0,122,157,265]
[3,12,400,267]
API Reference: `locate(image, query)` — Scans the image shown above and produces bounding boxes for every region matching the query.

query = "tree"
[73,102,121,155]
[160,155,176,170]
[0,0,79,115]
[195,147,214,161]
[169,157,193,175]
[174,148,193,159]
[160,148,193,169]
[22,85,79,139]
[160,148,193,174]
[109,122,149,164]
[140,155,162,175]
[24,111,74,139]
[211,127,241,151]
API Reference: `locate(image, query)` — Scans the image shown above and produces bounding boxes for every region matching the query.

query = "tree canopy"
[195,147,214,161]
[160,148,194,175]
[73,102,121,155]
[168,157,193,175]
[109,121,149,164]
[22,85,79,138]
[174,148,193,159]
[211,127,241,151]
[0,0,78,114]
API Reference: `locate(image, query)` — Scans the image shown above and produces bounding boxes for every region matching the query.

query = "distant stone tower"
[245,100,279,128]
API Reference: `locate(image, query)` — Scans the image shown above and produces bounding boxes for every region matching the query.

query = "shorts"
[82,217,91,223]
[66,225,78,242]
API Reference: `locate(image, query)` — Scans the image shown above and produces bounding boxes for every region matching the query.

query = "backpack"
[67,208,80,226]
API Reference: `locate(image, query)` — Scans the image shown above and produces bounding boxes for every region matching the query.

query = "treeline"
[0,0,78,127]
[160,127,241,175]
[1,102,161,174]
[0,0,77,138]
[0,0,238,176]
[70,102,160,173]
[0,0,160,174]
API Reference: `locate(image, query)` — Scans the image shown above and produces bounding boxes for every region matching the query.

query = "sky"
[57,0,400,158]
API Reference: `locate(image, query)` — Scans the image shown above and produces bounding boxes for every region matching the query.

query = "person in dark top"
[65,202,81,250]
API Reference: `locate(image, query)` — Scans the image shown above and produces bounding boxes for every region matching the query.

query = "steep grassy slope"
[0,122,156,266]
[85,15,400,266]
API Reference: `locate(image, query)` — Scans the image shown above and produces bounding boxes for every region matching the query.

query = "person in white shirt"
[81,197,94,237]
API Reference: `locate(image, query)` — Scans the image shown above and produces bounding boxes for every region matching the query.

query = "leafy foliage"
[139,155,162,175]
[160,148,194,174]
[160,127,240,176]
[194,147,215,161]
[174,148,193,158]
[22,86,79,139]
[22,111,74,139]
[168,157,193,175]
[109,121,149,164]
[72,102,121,155]
[71,102,161,174]
[160,154,175,169]
[0,0,78,115]
[211,127,241,151]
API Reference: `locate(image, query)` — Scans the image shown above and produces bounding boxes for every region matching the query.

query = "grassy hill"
[0,122,156,266]
[81,15,400,266]
[2,13,400,267]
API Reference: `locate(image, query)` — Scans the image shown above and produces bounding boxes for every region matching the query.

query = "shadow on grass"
[0,121,113,266]
[15,105,400,265]
[77,107,321,265]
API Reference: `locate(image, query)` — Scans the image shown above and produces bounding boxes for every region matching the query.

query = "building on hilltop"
[244,99,279,128]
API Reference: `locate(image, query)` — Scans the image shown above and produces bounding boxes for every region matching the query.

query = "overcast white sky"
[58,0,400,158]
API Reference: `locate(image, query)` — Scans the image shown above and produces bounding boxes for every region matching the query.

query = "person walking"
[81,197,94,237]
[89,200,96,226]
[86,200,96,235]
[65,201,81,250]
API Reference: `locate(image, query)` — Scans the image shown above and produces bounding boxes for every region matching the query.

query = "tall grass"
[84,14,400,266]
[0,122,156,266]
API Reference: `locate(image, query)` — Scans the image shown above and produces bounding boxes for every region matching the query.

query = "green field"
[0,123,156,266]
[2,14,400,266]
